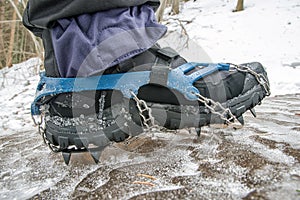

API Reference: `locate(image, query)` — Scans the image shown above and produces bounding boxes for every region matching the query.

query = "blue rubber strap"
[31,62,229,115]
[31,71,150,115]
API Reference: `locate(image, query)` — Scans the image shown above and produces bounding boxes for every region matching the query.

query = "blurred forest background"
[0,0,42,69]
[0,0,243,69]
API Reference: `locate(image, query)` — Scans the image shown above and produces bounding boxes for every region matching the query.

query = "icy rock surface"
[1,91,300,199]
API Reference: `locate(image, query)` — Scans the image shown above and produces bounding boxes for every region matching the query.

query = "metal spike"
[196,127,201,137]
[90,151,102,164]
[237,116,245,125]
[250,108,257,118]
[62,152,71,165]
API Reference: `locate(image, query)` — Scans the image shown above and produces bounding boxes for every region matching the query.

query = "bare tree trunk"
[156,0,168,22]
[235,0,244,12]
[6,0,18,67]
[172,0,180,15]
[0,4,6,68]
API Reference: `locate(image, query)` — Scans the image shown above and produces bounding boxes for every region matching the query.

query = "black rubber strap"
[156,47,179,61]
[149,65,170,86]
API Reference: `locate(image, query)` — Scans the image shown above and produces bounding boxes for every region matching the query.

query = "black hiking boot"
[32,44,270,164]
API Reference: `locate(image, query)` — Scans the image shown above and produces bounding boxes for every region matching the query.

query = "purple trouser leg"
[51,5,167,77]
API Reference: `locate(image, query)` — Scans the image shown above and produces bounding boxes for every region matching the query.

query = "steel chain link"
[195,93,238,124]
[130,91,159,132]
[193,64,270,125]
[230,63,271,96]
[32,114,60,152]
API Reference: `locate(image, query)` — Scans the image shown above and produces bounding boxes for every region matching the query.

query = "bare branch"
[0,20,22,23]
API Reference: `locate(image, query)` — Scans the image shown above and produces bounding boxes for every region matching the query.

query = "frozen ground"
[0,0,300,199]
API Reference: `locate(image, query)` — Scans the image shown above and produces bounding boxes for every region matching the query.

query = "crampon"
[31,47,270,165]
